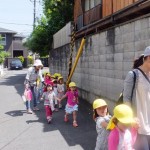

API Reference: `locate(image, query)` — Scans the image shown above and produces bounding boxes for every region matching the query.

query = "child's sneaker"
[27,110,33,114]
[47,117,52,124]
[33,107,40,111]
[64,115,69,122]
[73,121,78,127]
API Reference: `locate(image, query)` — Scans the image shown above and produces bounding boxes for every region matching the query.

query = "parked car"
[10,60,23,70]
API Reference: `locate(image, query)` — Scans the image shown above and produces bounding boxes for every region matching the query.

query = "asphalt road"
[0,68,96,150]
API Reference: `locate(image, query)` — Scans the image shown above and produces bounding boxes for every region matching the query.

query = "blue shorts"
[65,104,78,114]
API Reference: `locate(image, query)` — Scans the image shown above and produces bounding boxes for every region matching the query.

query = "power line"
[0,21,33,26]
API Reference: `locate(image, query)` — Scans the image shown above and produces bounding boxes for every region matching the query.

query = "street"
[0,69,96,150]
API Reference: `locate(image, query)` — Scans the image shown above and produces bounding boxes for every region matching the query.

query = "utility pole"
[33,0,36,30]
[30,0,39,30]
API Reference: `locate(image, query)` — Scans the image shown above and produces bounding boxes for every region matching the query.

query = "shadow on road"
[25,99,96,150]
[5,110,27,117]
[2,71,97,150]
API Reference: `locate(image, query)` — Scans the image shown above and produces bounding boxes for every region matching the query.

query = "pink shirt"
[24,89,32,101]
[108,127,137,150]
[66,90,78,106]
[45,79,54,86]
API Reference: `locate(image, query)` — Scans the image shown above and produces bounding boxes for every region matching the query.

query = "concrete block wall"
[50,16,150,109]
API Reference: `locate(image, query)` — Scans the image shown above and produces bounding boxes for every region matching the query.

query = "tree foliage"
[0,36,10,64]
[25,0,74,56]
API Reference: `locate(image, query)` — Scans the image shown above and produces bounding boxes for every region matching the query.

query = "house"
[0,27,17,55]
[74,0,150,38]
[50,0,150,111]
[13,34,28,58]
[0,27,28,67]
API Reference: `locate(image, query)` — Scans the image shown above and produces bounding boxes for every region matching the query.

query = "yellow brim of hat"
[107,116,136,130]
[107,116,115,130]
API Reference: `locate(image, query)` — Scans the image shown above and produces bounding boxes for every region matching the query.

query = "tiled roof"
[0,27,17,34]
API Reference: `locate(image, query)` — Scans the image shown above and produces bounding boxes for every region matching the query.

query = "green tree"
[24,0,74,56]
[0,36,10,64]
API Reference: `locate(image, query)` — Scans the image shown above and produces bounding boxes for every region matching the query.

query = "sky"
[0,0,43,37]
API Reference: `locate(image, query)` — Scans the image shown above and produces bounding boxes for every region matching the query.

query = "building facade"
[0,27,28,68]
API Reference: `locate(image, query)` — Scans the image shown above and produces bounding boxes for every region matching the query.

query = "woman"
[25,59,45,111]
[123,46,150,149]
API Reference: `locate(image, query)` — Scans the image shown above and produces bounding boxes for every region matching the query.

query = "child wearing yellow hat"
[107,104,139,150]
[93,99,111,150]
[59,82,79,127]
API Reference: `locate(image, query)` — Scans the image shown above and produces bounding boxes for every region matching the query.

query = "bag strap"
[131,71,136,100]
[137,68,150,84]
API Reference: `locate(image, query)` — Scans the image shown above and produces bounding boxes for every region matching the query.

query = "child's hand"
[132,117,140,129]
[40,97,43,101]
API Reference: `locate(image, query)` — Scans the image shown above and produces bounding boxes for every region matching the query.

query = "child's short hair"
[46,84,53,90]
[58,77,64,84]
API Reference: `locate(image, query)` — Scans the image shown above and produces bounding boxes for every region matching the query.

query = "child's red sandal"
[73,121,78,127]
[64,115,69,122]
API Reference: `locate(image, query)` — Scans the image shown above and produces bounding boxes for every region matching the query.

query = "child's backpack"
[116,70,136,105]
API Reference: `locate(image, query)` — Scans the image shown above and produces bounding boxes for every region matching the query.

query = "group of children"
[23,71,140,149]
[93,99,139,150]
[23,72,79,127]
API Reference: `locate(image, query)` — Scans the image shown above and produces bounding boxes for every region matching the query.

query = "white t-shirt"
[118,129,132,150]
[57,84,64,92]
[136,70,150,135]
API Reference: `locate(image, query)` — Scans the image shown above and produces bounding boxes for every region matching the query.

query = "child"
[57,76,65,109]
[53,79,59,111]
[51,75,56,81]
[43,73,53,92]
[60,82,79,127]
[41,84,60,123]
[107,104,139,150]
[24,84,33,114]
[93,99,111,150]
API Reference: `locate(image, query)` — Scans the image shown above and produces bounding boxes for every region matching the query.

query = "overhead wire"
[0,21,33,26]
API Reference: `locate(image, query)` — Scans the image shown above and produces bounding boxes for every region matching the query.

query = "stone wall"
[50,15,150,110]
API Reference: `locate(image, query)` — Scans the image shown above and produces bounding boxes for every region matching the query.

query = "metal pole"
[33,0,36,30]
[66,37,86,86]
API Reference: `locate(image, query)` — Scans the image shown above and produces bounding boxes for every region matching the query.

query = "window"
[85,0,90,11]
[0,34,6,45]
[95,0,101,5]
[84,0,102,11]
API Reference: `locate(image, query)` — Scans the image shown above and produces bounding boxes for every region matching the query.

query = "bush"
[18,56,24,63]
[0,51,10,64]
[27,55,34,65]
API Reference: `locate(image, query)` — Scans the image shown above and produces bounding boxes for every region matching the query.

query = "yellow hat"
[107,104,134,130]
[93,99,107,110]
[58,76,63,80]
[51,75,55,78]
[69,82,76,87]
[57,73,62,77]
[47,73,51,77]
[44,71,50,76]
[54,73,61,78]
